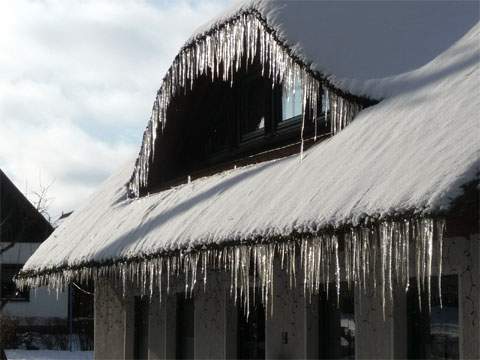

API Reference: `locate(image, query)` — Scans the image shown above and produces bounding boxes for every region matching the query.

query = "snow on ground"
[5,350,93,360]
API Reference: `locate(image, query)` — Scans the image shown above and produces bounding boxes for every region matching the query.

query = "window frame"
[279,80,304,128]
[176,293,195,359]
[236,288,266,360]
[133,296,149,360]
[407,275,460,359]
[318,282,356,359]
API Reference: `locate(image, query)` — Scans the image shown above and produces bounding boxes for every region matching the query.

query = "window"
[0,264,29,301]
[71,282,94,351]
[322,92,330,116]
[318,285,355,359]
[176,294,195,359]
[143,56,370,195]
[133,296,149,360]
[237,301,265,359]
[408,275,459,359]
[281,80,303,124]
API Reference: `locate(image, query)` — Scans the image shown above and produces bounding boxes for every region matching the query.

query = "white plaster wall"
[1,242,68,320]
[446,235,480,360]
[3,288,68,320]
[194,271,231,359]
[94,279,129,360]
[266,261,307,359]
[354,282,407,359]
[0,242,40,264]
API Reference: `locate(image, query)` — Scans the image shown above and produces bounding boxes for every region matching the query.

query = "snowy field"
[5,350,93,360]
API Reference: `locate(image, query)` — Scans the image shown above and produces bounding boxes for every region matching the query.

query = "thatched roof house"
[17,1,479,358]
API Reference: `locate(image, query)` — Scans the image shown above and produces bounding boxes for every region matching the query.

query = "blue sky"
[0,0,232,220]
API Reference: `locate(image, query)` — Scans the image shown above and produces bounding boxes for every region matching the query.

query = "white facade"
[1,242,68,322]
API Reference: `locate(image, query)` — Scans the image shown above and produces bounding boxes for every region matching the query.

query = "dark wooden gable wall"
[0,170,53,244]
[145,57,329,194]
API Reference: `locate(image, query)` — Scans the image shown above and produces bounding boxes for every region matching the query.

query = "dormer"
[129,10,376,197]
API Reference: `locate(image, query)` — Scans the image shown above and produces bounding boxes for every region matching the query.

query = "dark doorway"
[176,294,195,359]
[237,300,265,359]
[407,275,459,359]
[133,296,149,360]
[319,285,355,359]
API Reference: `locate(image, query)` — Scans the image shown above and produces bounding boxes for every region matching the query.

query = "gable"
[0,170,53,243]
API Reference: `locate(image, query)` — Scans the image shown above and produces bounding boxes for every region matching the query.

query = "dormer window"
[139,56,371,195]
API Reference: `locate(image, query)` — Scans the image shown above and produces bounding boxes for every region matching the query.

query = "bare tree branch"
[30,179,55,223]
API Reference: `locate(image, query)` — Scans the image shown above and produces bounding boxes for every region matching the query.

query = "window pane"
[408,275,459,359]
[177,294,195,359]
[240,77,267,138]
[322,92,330,114]
[238,301,265,359]
[281,80,303,121]
[319,285,355,359]
[134,296,149,360]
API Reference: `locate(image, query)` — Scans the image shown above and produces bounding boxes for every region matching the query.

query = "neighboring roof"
[20,2,479,276]
[54,211,73,229]
[0,170,53,243]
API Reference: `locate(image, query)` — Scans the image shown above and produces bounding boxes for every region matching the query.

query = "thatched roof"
[19,1,479,288]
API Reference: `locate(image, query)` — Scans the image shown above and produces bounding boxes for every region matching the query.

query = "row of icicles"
[128,9,364,197]
[18,217,445,319]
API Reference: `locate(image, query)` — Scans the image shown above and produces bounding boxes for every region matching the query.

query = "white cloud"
[0,0,231,220]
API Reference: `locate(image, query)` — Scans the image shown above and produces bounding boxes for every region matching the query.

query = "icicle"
[380,223,387,319]
[426,219,433,313]
[437,219,445,308]
[299,76,307,161]
[405,220,410,292]
[333,235,340,307]
[415,220,423,311]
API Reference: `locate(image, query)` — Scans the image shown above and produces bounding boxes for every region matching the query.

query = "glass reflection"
[319,284,355,359]
[281,80,303,121]
[408,275,459,359]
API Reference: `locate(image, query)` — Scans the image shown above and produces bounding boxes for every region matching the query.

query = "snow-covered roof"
[20,1,479,278]
[190,0,478,98]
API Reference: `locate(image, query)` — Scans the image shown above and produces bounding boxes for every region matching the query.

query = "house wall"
[93,234,479,360]
[1,242,68,321]
[94,279,132,359]
[354,279,407,358]
[194,271,233,359]
[266,261,307,359]
[452,235,480,359]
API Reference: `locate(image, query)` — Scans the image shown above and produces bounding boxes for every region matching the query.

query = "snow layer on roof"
[190,0,479,99]
[22,20,480,273]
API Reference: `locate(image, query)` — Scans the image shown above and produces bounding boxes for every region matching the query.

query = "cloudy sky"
[0,0,232,220]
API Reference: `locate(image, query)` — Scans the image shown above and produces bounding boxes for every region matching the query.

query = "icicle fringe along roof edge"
[17,217,445,317]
